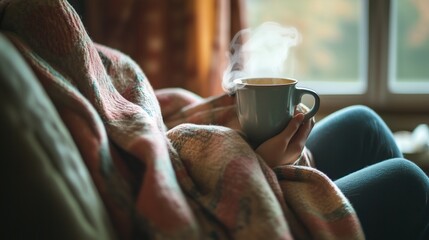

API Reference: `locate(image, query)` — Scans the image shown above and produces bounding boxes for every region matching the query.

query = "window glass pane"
[245,0,366,94]
[390,0,429,93]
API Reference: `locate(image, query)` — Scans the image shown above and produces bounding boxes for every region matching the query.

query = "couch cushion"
[0,33,115,240]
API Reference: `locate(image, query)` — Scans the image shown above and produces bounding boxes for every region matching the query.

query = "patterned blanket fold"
[0,0,364,239]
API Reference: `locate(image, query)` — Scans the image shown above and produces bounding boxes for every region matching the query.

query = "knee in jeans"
[346,105,380,123]
[386,158,429,198]
[335,105,382,136]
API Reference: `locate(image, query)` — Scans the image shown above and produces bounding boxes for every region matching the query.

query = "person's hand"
[255,113,315,168]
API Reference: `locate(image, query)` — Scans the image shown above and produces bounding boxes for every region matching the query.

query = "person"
[255,104,429,240]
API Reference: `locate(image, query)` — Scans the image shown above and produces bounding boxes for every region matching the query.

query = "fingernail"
[296,113,304,122]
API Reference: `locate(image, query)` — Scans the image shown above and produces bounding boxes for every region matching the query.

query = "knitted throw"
[0,0,364,239]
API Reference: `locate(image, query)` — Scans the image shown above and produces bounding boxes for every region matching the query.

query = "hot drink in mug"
[234,77,320,147]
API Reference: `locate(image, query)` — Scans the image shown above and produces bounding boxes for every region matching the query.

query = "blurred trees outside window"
[246,0,429,102]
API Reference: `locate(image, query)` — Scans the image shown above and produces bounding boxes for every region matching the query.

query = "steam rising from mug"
[222,22,301,94]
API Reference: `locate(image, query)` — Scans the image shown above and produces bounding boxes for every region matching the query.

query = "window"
[245,0,429,113]
[389,0,429,94]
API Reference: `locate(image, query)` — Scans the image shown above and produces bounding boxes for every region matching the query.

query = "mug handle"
[294,87,320,121]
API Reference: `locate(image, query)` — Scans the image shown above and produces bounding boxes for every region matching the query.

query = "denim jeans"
[307,105,429,240]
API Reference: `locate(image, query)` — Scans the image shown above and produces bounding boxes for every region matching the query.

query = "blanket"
[0,0,364,239]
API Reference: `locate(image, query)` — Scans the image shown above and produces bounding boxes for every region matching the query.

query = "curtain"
[82,0,246,97]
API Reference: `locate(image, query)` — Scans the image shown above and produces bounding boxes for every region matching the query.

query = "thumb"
[278,113,304,141]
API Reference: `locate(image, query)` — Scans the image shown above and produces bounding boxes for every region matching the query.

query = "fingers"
[297,117,315,140]
[288,117,314,157]
[277,114,314,159]
[299,118,313,139]
[295,103,310,115]
[255,113,315,168]
[278,113,305,143]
